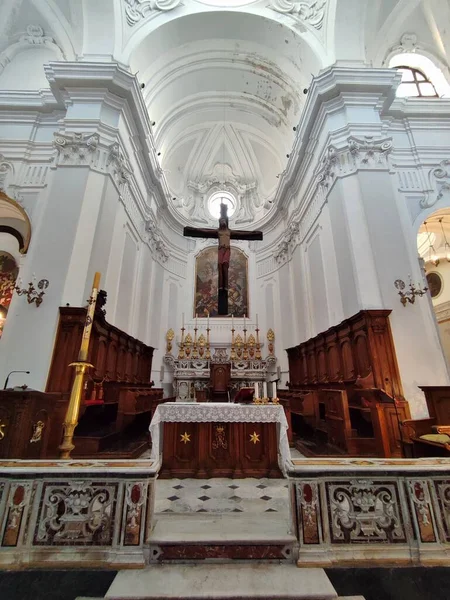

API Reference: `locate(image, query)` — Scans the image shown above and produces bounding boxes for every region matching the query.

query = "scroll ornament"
[421,160,450,208]
[124,0,182,26]
[268,0,327,29]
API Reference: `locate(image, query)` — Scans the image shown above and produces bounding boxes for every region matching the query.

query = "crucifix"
[184,203,263,315]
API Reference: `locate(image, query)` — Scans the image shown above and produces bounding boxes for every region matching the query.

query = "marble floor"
[154,448,302,515]
[155,476,290,514]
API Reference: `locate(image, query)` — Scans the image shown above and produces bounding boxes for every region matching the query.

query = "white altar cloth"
[149,402,292,476]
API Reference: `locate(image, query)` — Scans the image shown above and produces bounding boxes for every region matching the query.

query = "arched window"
[0,251,18,337]
[389,53,450,98]
[395,66,438,98]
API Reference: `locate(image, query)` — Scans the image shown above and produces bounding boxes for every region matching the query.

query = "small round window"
[208,191,236,220]
[426,272,443,299]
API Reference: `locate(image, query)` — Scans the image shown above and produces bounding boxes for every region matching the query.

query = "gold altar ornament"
[30,420,45,443]
[166,329,174,354]
[249,431,260,444]
[59,272,101,459]
[0,419,6,440]
[180,432,191,444]
[267,328,275,356]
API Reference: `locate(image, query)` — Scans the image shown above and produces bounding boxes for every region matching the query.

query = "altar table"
[149,403,291,479]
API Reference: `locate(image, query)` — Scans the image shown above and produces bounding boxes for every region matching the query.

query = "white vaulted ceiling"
[129,9,323,227]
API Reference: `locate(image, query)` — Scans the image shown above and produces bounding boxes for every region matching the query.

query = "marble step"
[101,563,339,598]
[147,512,297,561]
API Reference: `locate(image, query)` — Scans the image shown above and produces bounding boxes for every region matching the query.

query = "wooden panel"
[46,306,154,393]
[285,310,410,458]
[160,421,282,478]
[0,391,66,459]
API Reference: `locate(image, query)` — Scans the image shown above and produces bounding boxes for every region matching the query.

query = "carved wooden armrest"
[401,417,436,441]
[433,425,450,435]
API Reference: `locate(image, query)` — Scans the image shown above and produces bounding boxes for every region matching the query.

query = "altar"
[149,403,291,479]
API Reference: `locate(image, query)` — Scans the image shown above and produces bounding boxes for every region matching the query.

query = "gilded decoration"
[166,328,174,354]
[212,425,228,450]
[194,246,248,317]
[29,420,45,444]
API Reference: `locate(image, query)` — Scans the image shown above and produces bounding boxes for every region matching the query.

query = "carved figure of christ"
[183,203,263,315]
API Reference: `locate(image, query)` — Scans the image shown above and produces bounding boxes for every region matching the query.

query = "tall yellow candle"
[79,272,101,362]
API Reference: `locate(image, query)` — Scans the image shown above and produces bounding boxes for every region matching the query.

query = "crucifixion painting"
[184,203,263,315]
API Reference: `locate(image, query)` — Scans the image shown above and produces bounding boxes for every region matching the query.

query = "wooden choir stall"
[0,292,164,459]
[281,309,411,458]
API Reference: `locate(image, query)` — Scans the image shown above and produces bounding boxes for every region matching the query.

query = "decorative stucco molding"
[0,25,65,75]
[270,136,393,268]
[389,33,420,56]
[0,154,14,191]
[273,220,300,264]
[317,136,393,192]
[107,142,133,187]
[421,160,450,208]
[145,218,170,263]
[268,0,327,30]
[185,163,260,225]
[124,0,182,26]
[53,132,100,166]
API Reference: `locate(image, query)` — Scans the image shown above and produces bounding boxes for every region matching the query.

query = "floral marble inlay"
[327,479,406,544]
[34,481,118,545]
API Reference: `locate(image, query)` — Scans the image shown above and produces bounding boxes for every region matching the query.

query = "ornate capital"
[268,0,327,30]
[124,0,182,26]
[317,136,393,192]
[53,132,100,166]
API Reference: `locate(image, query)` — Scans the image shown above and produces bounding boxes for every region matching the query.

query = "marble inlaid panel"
[326,480,407,544]
[33,481,119,546]
[433,479,450,542]
[1,483,32,548]
[406,480,437,543]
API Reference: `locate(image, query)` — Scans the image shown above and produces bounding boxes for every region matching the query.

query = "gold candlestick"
[230,327,236,361]
[255,326,262,360]
[243,326,248,360]
[178,327,185,359]
[205,326,211,360]
[193,326,198,359]
[59,272,100,459]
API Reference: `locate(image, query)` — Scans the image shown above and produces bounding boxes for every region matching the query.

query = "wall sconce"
[14,275,49,307]
[394,278,428,307]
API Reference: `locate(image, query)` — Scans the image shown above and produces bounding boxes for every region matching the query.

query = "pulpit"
[209,363,231,402]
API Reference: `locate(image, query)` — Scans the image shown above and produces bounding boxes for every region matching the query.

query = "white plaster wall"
[359,170,449,418]
[0,48,54,90]
[306,232,328,335]
[115,229,139,333]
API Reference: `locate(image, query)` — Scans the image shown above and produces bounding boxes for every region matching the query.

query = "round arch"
[0,191,32,254]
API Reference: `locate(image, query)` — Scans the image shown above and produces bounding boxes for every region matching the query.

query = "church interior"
[0,1,450,599]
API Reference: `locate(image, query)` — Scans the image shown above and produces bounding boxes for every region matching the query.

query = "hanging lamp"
[438,218,450,263]
[424,221,440,266]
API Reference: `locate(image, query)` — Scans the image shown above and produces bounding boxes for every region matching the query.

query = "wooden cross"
[183,203,263,315]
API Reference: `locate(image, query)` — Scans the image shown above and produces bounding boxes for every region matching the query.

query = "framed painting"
[194,246,248,317]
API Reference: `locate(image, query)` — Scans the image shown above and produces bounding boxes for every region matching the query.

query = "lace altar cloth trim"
[149,403,292,476]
